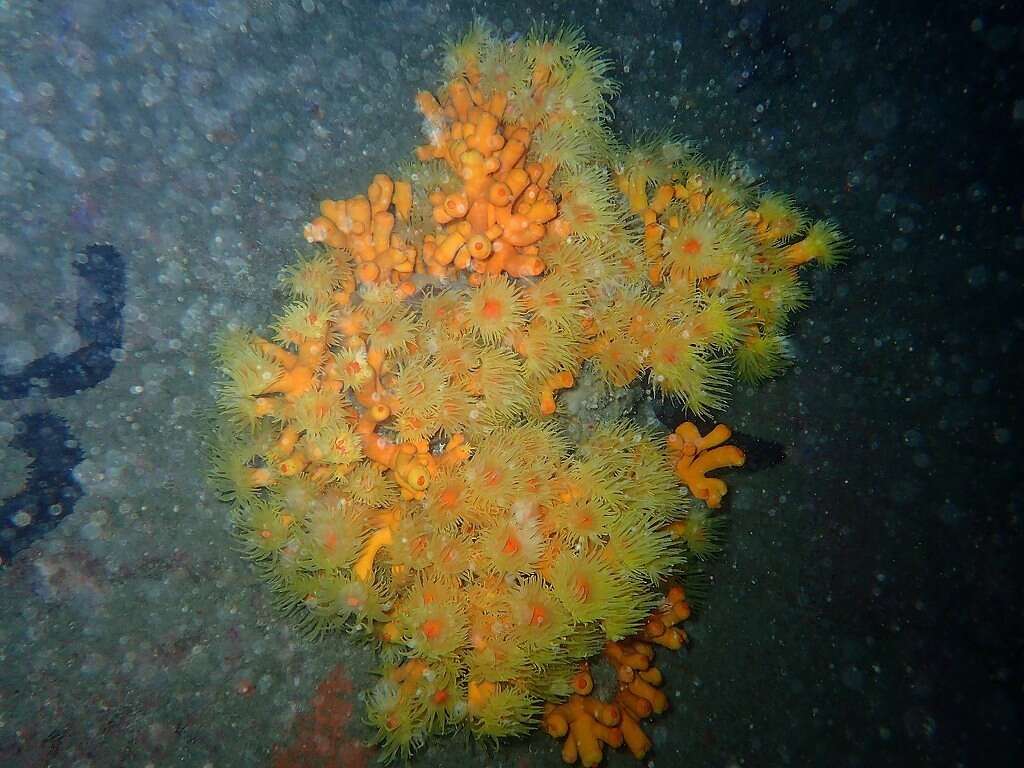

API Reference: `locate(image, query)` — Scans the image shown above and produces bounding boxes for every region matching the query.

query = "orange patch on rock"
[271,664,374,768]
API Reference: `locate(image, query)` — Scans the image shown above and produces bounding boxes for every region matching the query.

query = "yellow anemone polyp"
[401,581,469,659]
[782,219,848,267]
[480,517,544,575]
[464,275,525,342]
[548,550,617,624]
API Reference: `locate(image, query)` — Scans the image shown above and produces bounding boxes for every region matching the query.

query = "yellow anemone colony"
[209,23,844,766]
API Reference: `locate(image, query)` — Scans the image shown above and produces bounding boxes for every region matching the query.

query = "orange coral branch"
[353,526,393,581]
[641,584,691,650]
[543,694,623,767]
[666,421,746,508]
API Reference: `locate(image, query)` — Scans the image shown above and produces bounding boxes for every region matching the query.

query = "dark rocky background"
[1,1,1020,765]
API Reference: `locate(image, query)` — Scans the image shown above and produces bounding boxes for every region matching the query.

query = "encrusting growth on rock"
[542,585,693,765]
[208,20,843,766]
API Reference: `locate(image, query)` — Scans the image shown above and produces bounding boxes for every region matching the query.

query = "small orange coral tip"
[393,180,412,220]
[444,192,469,218]
[434,232,466,266]
[618,713,652,759]
[488,181,513,207]
[466,234,492,260]
[357,262,381,284]
[571,669,594,696]
[368,173,394,213]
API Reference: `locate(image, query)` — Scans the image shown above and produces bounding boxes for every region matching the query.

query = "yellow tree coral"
[209,22,843,767]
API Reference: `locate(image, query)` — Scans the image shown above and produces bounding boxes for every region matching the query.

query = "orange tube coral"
[667,421,746,508]
[543,695,623,767]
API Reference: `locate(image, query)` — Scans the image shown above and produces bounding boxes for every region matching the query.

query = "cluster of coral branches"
[209,23,841,766]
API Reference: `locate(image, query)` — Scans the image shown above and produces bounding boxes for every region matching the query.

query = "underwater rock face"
[208,24,839,766]
[269,663,374,768]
